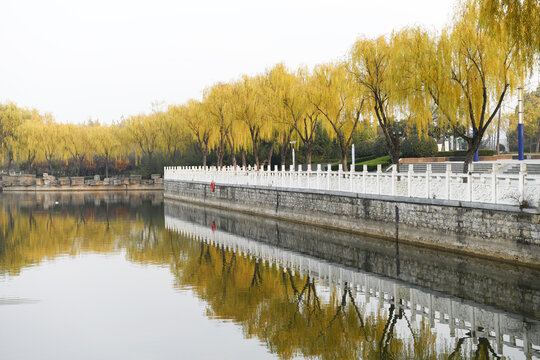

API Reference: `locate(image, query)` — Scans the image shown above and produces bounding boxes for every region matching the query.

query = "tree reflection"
[0,196,510,359]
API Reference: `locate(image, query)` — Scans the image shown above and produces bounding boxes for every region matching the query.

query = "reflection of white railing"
[165,213,540,357]
[165,163,540,207]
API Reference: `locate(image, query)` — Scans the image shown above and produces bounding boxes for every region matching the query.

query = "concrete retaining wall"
[164,179,540,266]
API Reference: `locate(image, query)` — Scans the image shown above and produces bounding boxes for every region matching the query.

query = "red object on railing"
[211,221,216,232]
[210,181,215,192]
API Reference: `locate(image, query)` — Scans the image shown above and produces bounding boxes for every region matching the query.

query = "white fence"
[164,163,540,207]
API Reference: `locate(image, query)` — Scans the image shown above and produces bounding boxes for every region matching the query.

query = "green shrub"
[355,141,375,157]
[373,137,388,157]
[401,135,438,158]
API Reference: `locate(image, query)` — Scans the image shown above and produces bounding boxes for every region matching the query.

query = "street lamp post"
[289,141,296,169]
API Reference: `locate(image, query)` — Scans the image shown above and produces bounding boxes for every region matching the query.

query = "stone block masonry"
[164,179,540,266]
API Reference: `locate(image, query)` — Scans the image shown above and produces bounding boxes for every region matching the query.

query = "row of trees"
[1,0,538,174]
[0,102,192,177]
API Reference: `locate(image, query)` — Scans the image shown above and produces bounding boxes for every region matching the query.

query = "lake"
[0,192,538,360]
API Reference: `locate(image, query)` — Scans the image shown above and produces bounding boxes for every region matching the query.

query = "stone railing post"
[491,163,498,204]
[446,163,451,200]
[407,164,412,197]
[519,162,527,204]
[391,164,396,196]
[327,164,331,190]
[307,164,312,190]
[363,165,367,194]
[426,164,432,199]
[316,164,322,189]
[376,164,381,195]
[267,164,271,187]
[468,163,473,202]
[338,164,343,191]
[289,164,294,188]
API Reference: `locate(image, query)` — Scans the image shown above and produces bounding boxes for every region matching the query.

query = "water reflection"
[0,192,538,359]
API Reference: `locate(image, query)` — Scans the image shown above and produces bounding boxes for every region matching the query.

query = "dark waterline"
[0,192,538,360]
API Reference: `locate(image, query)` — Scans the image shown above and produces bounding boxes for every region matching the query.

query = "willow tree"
[122,113,161,163]
[204,83,234,168]
[233,75,268,169]
[418,1,526,171]
[219,83,246,168]
[350,34,431,171]
[91,124,120,178]
[157,108,187,163]
[13,108,44,171]
[0,103,24,171]
[264,64,301,166]
[312,62,366,171]
[296,70,324,166]
[179,101,212,167]
[62,124,93,176]
[35,120,62,174]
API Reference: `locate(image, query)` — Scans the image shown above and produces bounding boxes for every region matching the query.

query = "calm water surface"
[0,192,538,360]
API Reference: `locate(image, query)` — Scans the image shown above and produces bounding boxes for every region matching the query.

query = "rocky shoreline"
[1,173,163,191]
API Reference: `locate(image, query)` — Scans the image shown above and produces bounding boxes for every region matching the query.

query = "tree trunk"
[202,149,208,167]
[463,135,482,173]
[338,136,349,172]
[47,156,53,174]
[306,142,312,166]
[7,151,13,173]
[441,133,446,151]
[341,152,348,172]
[252,135,260,170]
[280,143,288,167]
[241,148,246,168]
[266,142,274,169]
[105,156,109,178]
[77,157,83,176]
[389,146,400,172]
[217,148,224,168]
[380,129,401,172]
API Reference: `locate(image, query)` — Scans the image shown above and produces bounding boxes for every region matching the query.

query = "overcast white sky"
[1,0,462,123]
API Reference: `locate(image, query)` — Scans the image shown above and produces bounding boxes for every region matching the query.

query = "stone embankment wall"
[164,180,540,266]
[2,174,163,191]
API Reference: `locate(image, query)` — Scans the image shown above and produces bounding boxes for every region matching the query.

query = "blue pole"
[518,87,525,160]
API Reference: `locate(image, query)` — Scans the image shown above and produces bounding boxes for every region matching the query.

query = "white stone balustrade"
[164,163,540,207]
